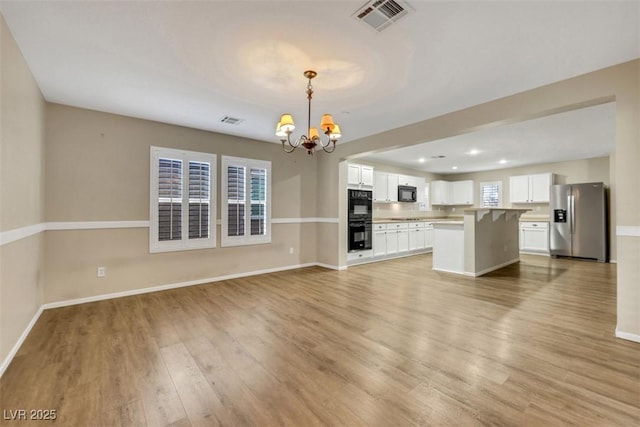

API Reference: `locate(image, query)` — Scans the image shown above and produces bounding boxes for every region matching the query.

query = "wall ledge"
[616,226,640,237]
[0,218,340,247]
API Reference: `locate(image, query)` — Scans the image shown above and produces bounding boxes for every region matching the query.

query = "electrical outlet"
[97,267,106,278]
[289,247,294,254]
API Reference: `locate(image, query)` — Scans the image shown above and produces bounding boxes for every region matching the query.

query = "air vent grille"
[219,116,244,125]
[353,0,414,32]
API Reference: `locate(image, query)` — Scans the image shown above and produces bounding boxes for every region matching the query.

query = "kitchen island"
[432,208,530,276]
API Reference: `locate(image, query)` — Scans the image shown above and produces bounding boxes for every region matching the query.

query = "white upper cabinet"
[451,180,474,205]
[373,172,401,202]
[431,180,452,205]
[510,173,554,203]
[387,174,399,202]
[348,164,374,188]
[431,180,474,205]
[398,175,419,187]
[529,173,552,202]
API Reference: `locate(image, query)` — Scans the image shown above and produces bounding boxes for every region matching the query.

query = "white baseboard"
[42,262,322,309]
[466,258,520,277]
[315,263,347,271]
[0,306,43,378]
[1,262,333,378]
[519,250,550,257]
[615,329,640,343]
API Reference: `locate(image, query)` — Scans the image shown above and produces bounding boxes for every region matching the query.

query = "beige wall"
[321,60,639,338]
[42,104,321,303]
[45,104,319,221]
[0,16,46,364]
[43,224,316,303]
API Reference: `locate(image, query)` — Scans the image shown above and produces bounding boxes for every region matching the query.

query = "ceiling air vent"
[353,0,414,32]
[219,116,244,125]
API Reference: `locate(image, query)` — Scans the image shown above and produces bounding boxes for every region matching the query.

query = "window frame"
[149,146,216,253]
[479,180,503,208]
[221,156,272,247]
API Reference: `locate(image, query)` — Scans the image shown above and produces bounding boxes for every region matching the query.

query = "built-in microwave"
[398,185,417,203]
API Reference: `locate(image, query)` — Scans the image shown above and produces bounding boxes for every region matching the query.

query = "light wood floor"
[1,254,639,426]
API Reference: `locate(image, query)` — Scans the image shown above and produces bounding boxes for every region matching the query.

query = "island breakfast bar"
[432,208,531,276]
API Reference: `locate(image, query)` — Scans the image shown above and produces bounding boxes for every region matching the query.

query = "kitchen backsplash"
[373,202,456,219]
[374,202,551,221]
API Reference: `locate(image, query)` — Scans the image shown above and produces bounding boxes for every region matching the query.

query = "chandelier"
[276,70,342,155]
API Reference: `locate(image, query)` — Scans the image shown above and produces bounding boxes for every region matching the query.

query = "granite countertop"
[372,217,449,223]
[463,207,532,212]
[519,215,550,222]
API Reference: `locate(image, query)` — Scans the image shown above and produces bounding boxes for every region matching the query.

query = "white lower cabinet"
[409,228,425,251]
[424,224,434,249]
[385,231,398,255]
[398,229,409,252]
[373,230,387,257]
[372,221,432,260]
[519,222,549,254]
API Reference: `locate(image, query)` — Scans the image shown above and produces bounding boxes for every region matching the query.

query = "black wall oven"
[348,189,372,252]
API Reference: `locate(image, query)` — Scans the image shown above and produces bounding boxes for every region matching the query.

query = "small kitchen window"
[480,181,502,207]
[221,156,271,247]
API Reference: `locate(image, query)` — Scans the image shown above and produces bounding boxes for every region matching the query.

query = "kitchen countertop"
[432,220,464,226]
[519,216,550,222]
[372,217,450,223]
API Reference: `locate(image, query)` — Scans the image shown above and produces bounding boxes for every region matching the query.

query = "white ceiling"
[359,101,616,174]
[1,1,638,171]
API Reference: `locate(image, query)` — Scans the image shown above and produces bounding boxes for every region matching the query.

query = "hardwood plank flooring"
[1,254,639,426]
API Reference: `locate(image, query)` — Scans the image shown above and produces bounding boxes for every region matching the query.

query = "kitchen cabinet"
[398,229,409,252]
[408,224,425,251]
[348,164,374,188]
[398,175,419,187]
[424,224,434,249]
[385,231,398,255]
[381,222,410,255]
[451,180,474,205]
[519,222,549,254]
[431,180,474,205]
[373,172,398,202]
[510,173,554,203]
[370,221,432,260]
[373,228,387,257]
[431,180,451,205]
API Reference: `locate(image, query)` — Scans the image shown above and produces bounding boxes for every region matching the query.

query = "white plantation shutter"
[158,158,182,241]
[150,147,216,252]
[250,167,267,236]
[222,156,271,246]
[480,181,502,207]
[227,165,245,237]
[188,161,210,239]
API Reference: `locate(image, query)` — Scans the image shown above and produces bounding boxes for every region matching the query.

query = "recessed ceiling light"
[499,159,507,164]
[418,158,426,163]
[469,149,480,155]
[452,166,458,170]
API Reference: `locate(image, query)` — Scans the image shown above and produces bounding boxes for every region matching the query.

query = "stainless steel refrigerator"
[550,182,607,262]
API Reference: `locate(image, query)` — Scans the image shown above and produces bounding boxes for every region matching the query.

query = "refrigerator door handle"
[569,195,575,235]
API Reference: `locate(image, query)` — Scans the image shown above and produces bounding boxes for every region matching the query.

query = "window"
[222,156,271,247]
[480,181,502,207]
[150,147,216,252]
